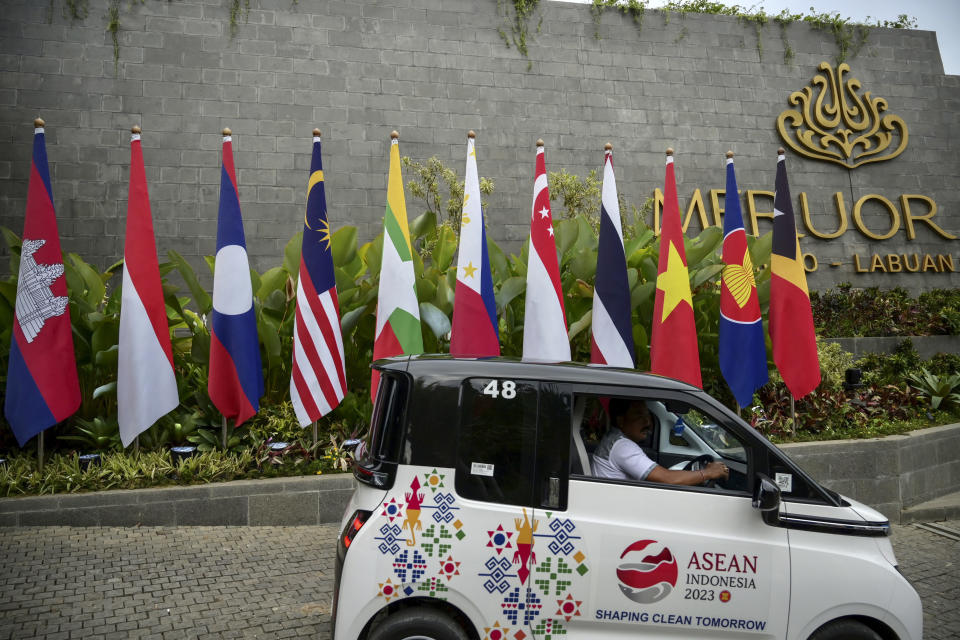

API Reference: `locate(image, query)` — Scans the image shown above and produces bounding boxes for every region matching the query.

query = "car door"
[560,388,791,639]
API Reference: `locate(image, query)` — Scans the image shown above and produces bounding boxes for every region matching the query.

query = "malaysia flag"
[117,126,179,447]
[719,152,768,407]
[591,144,635,368]
[290,129,346,426]
[522,140,570,362]
[450,131,499,357]
[4,118,80,446]
[208,129,264,427]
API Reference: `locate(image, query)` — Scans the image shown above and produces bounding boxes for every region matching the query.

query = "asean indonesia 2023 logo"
[616,540,678,604]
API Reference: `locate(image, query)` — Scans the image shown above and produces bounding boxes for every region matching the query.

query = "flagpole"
[222,415,227,450]
[790,396,796,438]
[37,431,44,473]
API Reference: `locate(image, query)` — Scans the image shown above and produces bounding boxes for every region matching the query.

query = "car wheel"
[808,619,884,640]
[368,608,470,640]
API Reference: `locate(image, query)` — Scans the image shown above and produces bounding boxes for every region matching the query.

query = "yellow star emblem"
[656,241,693,322]
[316,219,331,250]
[462,261,477,279]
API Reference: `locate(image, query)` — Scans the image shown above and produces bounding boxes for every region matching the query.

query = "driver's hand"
[705,461,729,480]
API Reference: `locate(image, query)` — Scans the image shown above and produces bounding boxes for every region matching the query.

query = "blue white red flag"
[591,145,635,368]
[450,133,499,357]
[208,130,264,427]
[118,127,179,447]
[522,141,570,362]
[719,154,767,407]
[290,131,346,426]
[4,120,80,446]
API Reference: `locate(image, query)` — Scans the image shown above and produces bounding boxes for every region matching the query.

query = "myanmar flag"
[650,150,701,388]
[770,152,820,399]
[371,132,423,400]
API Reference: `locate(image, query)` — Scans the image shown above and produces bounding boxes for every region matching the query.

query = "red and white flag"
[118,127,179,446]
[522,141,570,362]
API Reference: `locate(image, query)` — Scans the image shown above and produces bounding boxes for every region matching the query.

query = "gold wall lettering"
[852,194,900,240]
[852,254,955,274]
[776,62,909,169]
[899,195,957,240]
[799,192,848,239]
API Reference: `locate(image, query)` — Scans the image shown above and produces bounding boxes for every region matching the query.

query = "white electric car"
[332,357,922,640]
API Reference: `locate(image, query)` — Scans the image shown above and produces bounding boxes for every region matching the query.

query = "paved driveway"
[1,522,957,639]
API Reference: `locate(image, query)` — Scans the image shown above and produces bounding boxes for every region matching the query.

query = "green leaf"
[691,263,724,289]
[748,231,773,271]
[496,276,526,310]
[431,224,457,273]
[419,302,451,339]
[257,266,287,301]
[416,275,437,304]
[568,308,592,340]
[93,381,117,399]
[67,253,106,307]
[94,344,118,366]
[284,232,303,283]
[330,226,358,267]
[686,226,723,266]
[568,248,597,282]
[409,210,437,241]
[554,219,578,257]
[168,250,212,315]
[341,304,370,336]
[360,233,384,279]
[434,273,454,315]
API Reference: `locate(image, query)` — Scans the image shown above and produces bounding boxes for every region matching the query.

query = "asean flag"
[450,132,499,357]
[770,151,820,399]
[719,152,767,407]
[4,119,80,446]
[208,129,264,426]
[649,150,701,388]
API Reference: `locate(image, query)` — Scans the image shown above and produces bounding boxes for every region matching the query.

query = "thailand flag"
[118,126,179,447]
[522,140,570,362]
[290,130,346,426]
[208,129,264,427]
[719,153,768,407]
[450,132,499,357]
[591,144,635,368]
[4,119,80,446]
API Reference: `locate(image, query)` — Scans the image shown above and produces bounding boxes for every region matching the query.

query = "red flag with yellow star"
[650,151,701,387]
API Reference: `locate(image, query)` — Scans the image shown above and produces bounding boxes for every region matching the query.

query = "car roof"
[373,355,702,393]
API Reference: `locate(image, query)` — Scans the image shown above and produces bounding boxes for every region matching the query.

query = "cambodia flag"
[118,126,179,447]
[450,132,499,357]
[591,144,635,368]
[4,119,80,446]
[770,151,820,399]
[650,150,701,388]
[719,153,768,407]
[290,129,346,426]
[522,140,570,362]
[208,129,264,427]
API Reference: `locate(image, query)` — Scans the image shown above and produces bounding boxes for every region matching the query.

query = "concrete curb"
[0,474,355,527]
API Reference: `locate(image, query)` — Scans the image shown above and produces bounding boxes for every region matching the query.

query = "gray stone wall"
[0,0,957,291]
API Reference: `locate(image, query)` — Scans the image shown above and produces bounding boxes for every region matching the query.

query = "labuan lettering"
[685,574,757,589]
[852,254,955,274]
[687,552,758,573]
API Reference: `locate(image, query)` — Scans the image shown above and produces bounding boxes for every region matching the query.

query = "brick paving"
[0,521,956,639]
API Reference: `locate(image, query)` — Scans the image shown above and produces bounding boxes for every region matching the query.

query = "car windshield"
[676,408,747,463]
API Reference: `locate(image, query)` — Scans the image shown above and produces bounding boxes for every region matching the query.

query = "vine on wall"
[497,0,542,69]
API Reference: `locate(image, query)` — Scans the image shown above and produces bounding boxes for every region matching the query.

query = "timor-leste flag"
[650,151,701,388]
[371,132,423,401]
[770,152,820,399]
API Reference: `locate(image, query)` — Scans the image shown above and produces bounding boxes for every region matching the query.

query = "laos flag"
[718,153,767,408]
[5,119,80,446]
[450,132,499,357]
[208,129,263,427]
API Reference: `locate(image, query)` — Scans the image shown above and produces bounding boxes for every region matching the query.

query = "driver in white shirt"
[592,399,729,486]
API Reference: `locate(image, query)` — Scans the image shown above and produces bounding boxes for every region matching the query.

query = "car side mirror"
[752,473,781,526]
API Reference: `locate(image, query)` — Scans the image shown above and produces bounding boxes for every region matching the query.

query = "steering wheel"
[684,454,718,487]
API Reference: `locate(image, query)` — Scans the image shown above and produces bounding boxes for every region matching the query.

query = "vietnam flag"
[4,118,81,446]
[650,149,701,388]
[450,131,499,357]
[371,131,423,400]
[770,150,820,399]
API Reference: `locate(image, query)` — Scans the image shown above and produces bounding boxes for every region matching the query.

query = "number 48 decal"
[482,379,517,399]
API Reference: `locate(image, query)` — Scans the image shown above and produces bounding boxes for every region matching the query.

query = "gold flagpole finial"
[222,127,232,136]
[467,130,476,139]
[390,130,399,140]
[604,142,613,151]
[34,118,44,128]
[666,147,674,156]
[726,150,734,158]
[536,139,544,147]
[131,125,142,134]
[313,128,321,137]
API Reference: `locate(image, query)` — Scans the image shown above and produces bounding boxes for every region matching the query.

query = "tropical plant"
[907,369,960,411]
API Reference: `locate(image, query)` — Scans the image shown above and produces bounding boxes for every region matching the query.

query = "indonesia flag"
[522,140,570,362]
[208,128,264,427]
[591,143,635,368]
[719,152,768,407]
[371,131,423,400]
[4,118,80,446]
[290,129,346,426]
[117,126,179,447]
[450,131,499,357]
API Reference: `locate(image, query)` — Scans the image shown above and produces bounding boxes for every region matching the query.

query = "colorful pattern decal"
[378,578,400,602]
[513,509,538,585]
[424,490,460,524]
[438,555,462,581]
[536,517,581,555]
[484,621,512,640]
[532,618,566,639]
[534,557,572,597]
[480,556,518,594]
[393,549,428,583]
[381,497,403,523]
[375,522,403,555]
[402,477,425,545]
[417,576,450,597]
[502,586,543,625]
[421,523,455,558]
[555,594,581,621]
[423,468,446,493]
[487,524,514,555]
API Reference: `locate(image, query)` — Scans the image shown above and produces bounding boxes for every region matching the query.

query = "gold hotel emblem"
[776,62,908,169]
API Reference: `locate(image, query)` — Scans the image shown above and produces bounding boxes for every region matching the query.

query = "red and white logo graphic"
[616,540,678,604]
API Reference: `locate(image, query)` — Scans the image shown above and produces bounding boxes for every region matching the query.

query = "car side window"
[455,378,538,507]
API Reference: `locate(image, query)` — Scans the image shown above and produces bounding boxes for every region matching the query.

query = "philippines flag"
[591,144,635,368]
[117,126,179,447]
[522,140,570,362]
[4,118,80,446]
[719,152,768,407]
[208,128,264,427]
[770,150,820,399]
[290,129,346,426]
[450,131,499,357]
